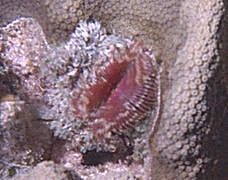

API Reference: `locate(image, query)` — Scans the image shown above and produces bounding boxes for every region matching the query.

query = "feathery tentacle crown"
[71,20,160,141]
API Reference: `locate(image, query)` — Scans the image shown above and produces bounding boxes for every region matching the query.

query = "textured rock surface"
[11,161,78,180]
[0,0,227,179]
[0,18,53,179]
[0,95,53,178]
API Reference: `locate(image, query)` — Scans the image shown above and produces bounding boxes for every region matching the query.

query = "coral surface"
[0,0,227,179]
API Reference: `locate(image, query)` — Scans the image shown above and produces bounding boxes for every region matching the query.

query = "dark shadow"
[81,142,134,166]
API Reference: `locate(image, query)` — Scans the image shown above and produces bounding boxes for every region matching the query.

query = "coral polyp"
[72,34,160,140]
